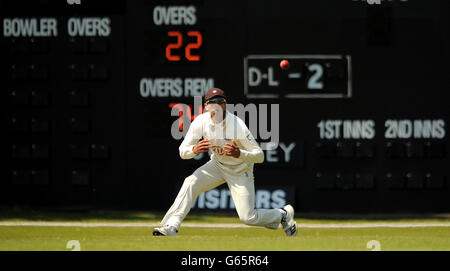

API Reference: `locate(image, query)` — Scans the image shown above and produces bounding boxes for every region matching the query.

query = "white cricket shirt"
[179,111,264,175]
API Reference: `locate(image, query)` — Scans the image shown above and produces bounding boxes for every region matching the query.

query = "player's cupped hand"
[223,140,240,158]
[193,138,212,154]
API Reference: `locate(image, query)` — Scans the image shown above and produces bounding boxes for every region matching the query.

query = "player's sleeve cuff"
[239,149,264,163]
[179,145,197,160]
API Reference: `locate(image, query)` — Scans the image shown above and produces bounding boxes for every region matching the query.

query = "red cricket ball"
[280,59,290,70]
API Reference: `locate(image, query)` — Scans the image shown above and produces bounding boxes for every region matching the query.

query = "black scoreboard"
[1,0,449,213]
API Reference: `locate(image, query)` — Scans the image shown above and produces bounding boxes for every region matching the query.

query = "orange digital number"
[166,31,183,61]
[169,103,204,131]
[185,31,202,61]
[169,103,191,131]
[165,31,203,62]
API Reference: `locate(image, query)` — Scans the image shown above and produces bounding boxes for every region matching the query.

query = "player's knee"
[240,213,258,225]
[183,175,203,196]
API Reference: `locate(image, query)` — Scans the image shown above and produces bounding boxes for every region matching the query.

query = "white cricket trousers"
[161,160,283,230]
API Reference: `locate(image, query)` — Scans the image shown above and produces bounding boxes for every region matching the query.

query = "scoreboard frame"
[243,54,353,99]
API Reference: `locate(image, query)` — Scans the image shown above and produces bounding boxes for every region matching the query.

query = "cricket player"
[153,88,297,236]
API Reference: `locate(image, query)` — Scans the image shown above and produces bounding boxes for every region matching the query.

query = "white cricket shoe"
[281,204,297,237]
[152,225,178,236]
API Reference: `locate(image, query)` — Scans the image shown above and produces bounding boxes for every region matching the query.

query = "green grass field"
[1,226,450,251]
[0,210,449,251]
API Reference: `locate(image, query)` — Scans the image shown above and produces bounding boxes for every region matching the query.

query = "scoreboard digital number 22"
[165,30,203,61]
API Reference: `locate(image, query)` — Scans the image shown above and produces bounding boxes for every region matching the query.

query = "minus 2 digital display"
[244,55,352,99]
